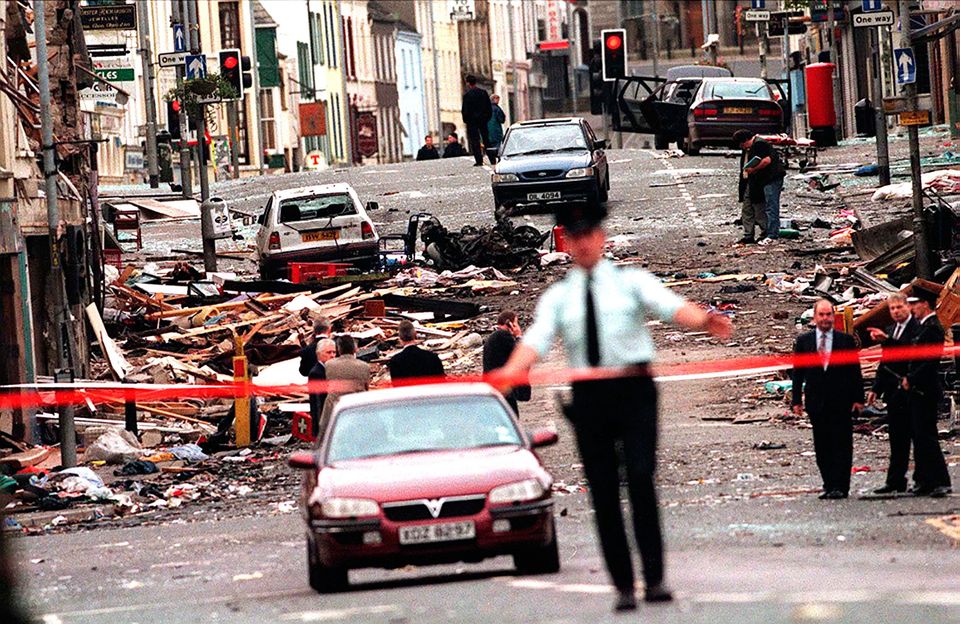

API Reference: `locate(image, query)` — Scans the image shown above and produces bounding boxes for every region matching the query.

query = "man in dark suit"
[461,75,493,166]
[792,299,865,499]
[483,310,527,415]
[903,290,952,498]
[308,338,337,440]
[388,320,445,385]
[866,292,919,494]
[298,317,332,377]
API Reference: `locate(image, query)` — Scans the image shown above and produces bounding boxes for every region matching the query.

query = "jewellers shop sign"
[80,4,137,31]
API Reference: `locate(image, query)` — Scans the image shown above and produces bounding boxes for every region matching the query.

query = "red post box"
[804,62,837,147]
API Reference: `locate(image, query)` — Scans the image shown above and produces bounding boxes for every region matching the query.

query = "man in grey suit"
[319,335,371,434]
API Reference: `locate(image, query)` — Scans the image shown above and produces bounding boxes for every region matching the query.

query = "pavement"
[11,125,960,622]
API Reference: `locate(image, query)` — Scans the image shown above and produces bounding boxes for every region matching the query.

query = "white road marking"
[280,605,402,622]
[649,152,704,229]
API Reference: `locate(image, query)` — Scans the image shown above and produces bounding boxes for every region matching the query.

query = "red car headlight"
[488,479,546,504]
[320,497,380,518]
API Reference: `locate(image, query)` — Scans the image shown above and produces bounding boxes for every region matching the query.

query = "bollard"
[233,335,251,447]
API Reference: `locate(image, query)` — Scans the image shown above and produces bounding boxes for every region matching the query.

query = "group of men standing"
[792,292,952,500]
[416,75,506,166]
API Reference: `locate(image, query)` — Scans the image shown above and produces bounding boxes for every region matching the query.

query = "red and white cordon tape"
[0,342,955,411]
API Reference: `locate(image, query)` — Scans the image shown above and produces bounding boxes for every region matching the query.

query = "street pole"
[427,0,443,138]
[783,21,793,137]
[34,1,76,468]
[186,0,216,272]
[758,22,767,80]
[827,1,843,138]
[614,0,623,148]
[137,0,160,188]
[174,0,192,197]
[228,101,240,178]
[334,0,354,165]
[898,0,931,279]
[871,26,890,186]
[567,0,577,112]
[652,10,660,78]
[508,0,519,123]
[247,0,266,175]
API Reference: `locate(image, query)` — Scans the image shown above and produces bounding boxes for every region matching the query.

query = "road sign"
[173,24,186,52]
[79,4,137,31]
[94,67,135,82]
[894,47,915,84]
[899,110,931,126]
[862,0,883,11]
[745,10,771,22]
[158,51,187,67]
[853,11,893,27]
[751,0,765,8]
[185,54,207,80]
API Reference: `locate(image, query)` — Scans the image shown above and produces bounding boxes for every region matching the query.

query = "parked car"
[491,117,609,218]
[255,183,380,279]
[619,64,733,150]
[684,77,785,155]
[288,383,560,593]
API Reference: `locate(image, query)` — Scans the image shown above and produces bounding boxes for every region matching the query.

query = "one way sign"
[173,23,185,52]
[185,54,206,80]
[894,47,915,84]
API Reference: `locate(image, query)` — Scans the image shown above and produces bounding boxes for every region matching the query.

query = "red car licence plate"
[398,521,476,545]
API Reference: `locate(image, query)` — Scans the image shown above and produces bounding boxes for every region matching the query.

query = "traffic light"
[589,41,605,115]
[601,29,627,82]
[167,99,181,139]
[219,48,253,100]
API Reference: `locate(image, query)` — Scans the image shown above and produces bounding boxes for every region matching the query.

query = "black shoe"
[819,490,844,500]
[644,583,674,603]
[614,589,637,611]
[929,486,952,498]
[909,484,934,496]
[873,484,906,495]
[473,162,483,167]
[736,236,755,244]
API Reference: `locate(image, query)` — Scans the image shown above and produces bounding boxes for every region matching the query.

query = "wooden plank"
[144,291,313,320]
[133,403,217,430]
[85,303,131,380]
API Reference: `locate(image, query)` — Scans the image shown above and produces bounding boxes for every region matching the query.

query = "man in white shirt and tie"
[792,299,865,500]
[866,292,919,494]
[499,202,732,611]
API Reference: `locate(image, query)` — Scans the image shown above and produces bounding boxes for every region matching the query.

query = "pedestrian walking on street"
[902,289,952,498]
[734,130,785,246]
[415,134,440,161]
[461,75,493,167]
[498,202,732,611]
[441,132,467,158]
[736,140,767,244]
[486,94,506,165]
[388,320,445,385]
[482,310,529,416]
[298,317,332,377]
[866,292,919,494]
[308,338,338,440]
[320,335,371,431]
[791,299,865,500]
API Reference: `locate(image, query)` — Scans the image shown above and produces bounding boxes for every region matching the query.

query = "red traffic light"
[605,34,622,50]
[222,55,239,70]
[171,100,181,112]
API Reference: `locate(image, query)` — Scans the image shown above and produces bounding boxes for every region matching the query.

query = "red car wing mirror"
[529,429,559,449]
[288,451,317,470]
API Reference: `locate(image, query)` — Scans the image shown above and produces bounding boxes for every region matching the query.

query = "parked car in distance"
[620,64,733,150]
[491,117,609,218]
[255,183,379,279]
[684,77,785,155]
[288,383,560,593]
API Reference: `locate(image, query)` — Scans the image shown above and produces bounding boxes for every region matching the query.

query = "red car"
[288,383,560,593]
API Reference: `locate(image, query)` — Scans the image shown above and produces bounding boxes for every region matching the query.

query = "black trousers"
[466,123,491,166]
[910,394,952,489]
[883,394,911,489]
[570,375,663,590]
[505,395,519,417]
[809,408,853,494]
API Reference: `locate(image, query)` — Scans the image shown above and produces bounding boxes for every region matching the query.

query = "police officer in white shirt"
[499,202,732,611]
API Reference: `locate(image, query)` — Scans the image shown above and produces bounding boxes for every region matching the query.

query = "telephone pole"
[34,1,76,467]
[137,0,160,188]
[898,0,931,279]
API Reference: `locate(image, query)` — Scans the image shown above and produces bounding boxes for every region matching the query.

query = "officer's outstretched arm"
[673,303,733,339]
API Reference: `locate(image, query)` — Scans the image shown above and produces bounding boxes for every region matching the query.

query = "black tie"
[585,272,600,366]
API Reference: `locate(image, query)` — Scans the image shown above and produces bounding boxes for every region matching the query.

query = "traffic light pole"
[174,0,192,197]
[870,25,890,186]
[898,0,931,279]
[228,101,240,179]
[186,0,216,272]
[137,0,160,188]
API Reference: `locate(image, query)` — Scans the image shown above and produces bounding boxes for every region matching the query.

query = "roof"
[272,183,356,200]
[253,0,277,27]
[664,65,733,81]
[515,117,583,126]
[334,383,501,411]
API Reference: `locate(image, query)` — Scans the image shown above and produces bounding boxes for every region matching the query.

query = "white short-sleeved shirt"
[522,259,684,367]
